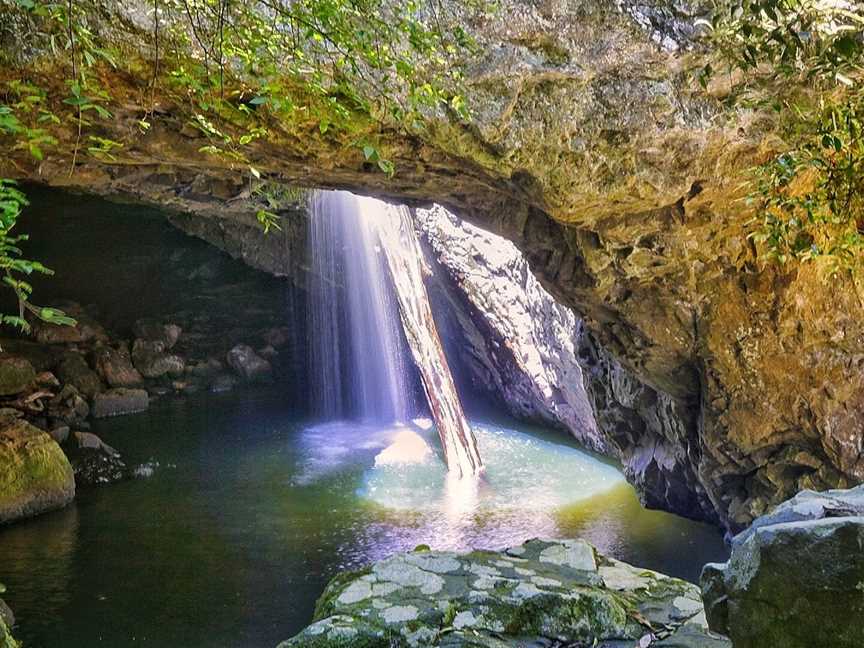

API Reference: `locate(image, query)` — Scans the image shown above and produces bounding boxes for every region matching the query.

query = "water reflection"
[0,393,727,648]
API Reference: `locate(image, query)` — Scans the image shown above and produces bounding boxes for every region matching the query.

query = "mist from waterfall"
[307,190,414,423]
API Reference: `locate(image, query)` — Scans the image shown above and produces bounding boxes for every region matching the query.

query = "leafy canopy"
[703,0,864,274]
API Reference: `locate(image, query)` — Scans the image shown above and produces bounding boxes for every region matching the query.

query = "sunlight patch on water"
[360,422,623,512]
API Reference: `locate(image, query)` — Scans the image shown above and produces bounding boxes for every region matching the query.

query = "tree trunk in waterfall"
[376,205,483,478]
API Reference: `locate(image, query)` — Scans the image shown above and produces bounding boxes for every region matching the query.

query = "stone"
[48,424,70,444]
[131,339,185,379]
[92,344,142,387]
[0,356,36,396]
[31,303,107,345]
[91,388,149,418]
[132,318,182,349]
[225,344,272,382]
[0,419,75,524]
[701,486,864,648]
[279,538,729,647]
[56,354,103,399]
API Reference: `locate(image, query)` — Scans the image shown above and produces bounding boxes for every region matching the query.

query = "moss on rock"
[0,419,75,524]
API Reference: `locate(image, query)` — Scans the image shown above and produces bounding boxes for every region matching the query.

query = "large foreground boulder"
[0,418,75,524]
[701,486,864,648]
[281,538,729,647]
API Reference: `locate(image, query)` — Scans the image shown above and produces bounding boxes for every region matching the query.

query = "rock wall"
[3,0,863,529]
[419,206,715,521]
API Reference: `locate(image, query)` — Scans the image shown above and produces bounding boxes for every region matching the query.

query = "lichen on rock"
[280,538,729,647]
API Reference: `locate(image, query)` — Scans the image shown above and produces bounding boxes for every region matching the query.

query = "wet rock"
[68,431,127,486]
[226,344,272,382]
[701,486,864,647]
[0,418,75,524]
[0,356,36,396]
[280,539,729,647]
[56,353,103,399]
[91,388,149,418]
[92,344,142,387]
[133,318,182,349]
[186,357,224,376]
[131,339,185,379]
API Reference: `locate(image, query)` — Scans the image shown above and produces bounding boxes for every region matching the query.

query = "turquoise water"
[0,389,727,648]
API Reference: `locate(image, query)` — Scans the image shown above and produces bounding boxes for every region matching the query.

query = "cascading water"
[306,189,483,477]
[307,190,414,423]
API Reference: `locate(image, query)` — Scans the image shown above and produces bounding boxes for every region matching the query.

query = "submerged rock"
[0,357,36,396]
[0,419,75,524]
[91,388,149,418]
[701,486,864,647]
[280,539,729,647]
[68,432,128,486]
[226,344,272,382]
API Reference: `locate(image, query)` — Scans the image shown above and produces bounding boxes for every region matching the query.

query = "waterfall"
[307,190,483,477]
[307,190,412,422]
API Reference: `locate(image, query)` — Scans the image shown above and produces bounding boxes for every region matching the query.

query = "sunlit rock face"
[5,0,864,529]
[419,206,716,522]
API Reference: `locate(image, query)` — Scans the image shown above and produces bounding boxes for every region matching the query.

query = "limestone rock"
[0,419,75,524]
[91,388,149,418]
[92,344,142,387]
[31,303,107,345]
[226,344,272,382]
[280,538,729,647]
[701,486,864,648]
[0,356,36,396]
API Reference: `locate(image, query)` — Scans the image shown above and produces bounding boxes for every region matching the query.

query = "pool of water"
[0,389,728,648]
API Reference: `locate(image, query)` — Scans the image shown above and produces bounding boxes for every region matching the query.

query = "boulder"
[280,538,729,647]
[91,344,142,387]
[91,388,149,418]
[0,419,75,524]
[131,339,185,379]
[0,356,36,396]
[132,318,182,349]
[56,354,103,399]
[226,344,271,382]
[0,596,13,631]
[701,486,864,648]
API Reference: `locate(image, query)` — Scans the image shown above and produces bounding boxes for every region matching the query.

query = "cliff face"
[3,0,863,529]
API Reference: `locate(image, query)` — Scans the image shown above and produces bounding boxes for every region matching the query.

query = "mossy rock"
[0,357,35,396]
[0,419,75,524]
[279,538,730,647]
